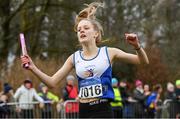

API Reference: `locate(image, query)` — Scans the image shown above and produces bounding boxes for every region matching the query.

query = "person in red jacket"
[62,75,78,118]
[63,75,78,100]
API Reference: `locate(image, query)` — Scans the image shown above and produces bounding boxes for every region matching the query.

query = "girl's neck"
[81,44,99,57]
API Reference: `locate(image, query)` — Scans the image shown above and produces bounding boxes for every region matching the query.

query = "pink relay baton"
[19,33,29,68]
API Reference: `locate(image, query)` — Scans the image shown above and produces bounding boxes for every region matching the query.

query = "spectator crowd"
[0,75,180,118]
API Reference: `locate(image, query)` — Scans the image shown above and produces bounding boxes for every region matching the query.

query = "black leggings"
[79,100,113,118]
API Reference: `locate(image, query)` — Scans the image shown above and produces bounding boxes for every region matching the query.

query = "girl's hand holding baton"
[19,33,34,70]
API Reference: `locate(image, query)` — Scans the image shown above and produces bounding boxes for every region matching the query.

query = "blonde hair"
[74,2,104,43]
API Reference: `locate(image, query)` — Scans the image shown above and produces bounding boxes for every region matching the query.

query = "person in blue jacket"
[146,84,162,118]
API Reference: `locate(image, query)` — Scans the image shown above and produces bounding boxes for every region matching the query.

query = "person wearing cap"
[0,94,10,118]
[110,78,123,118]
[0,83,14,102]
[0,83,14,98]
[133,79,146,118]
[3,83,13,94]
[14,78,44,118]
[1,83,16,118]
[38,83,59,118]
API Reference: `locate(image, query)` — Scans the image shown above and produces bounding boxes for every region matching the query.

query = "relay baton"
[19,33,29,68]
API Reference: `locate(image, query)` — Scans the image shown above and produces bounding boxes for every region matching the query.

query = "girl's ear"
[95,32,99,38]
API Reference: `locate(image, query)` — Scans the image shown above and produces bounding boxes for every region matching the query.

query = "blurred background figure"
[175,79,180,100]
[163,82,176,118]
[164,82,175,100]
[38,83,59,118]
[146,84,163,118]
[143,84,152,118]
[110,78,123,118]
[14,78,44,118]
[133,79,146,118]
[62,75,78,118]
[0,83,14,100]
[119,80,129,102]
[174,79,180,118]
[119,80,134,118]
[144,84,151,97]
[0,94,10,118]
[3,83,13,95]
[62,75,78,101]
[2,83,16,118]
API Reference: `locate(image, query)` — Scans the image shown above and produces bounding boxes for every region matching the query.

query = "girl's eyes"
[84,27,89,30]
[77,26,90,32]
[84,26,90,30]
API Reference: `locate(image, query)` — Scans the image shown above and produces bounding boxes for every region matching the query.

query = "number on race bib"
[84,87,88,97]
[95,85,102,95]
[79,84,103,98]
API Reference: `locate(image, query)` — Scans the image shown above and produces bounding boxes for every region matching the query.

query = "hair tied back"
[74,2,105,31]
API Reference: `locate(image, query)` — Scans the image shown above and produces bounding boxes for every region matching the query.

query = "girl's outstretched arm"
[108,47,149,65]
[21,55,74,88]
[108,33,149,65]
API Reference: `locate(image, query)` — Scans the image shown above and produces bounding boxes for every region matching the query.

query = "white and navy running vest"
[73,46,114,100]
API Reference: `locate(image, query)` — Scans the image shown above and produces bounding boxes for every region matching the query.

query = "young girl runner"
[21,2,149,118]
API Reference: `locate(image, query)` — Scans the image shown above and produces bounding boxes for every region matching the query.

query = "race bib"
[79,78,103,99]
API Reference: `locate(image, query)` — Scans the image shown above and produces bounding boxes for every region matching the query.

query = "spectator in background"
[163,82,176,118]
[0,83,14,99]
[38,83,59,118]
[62,75,78,118]
[133,79,146,118]
[164,82,176,100]
[119,80,130,102]
[144,84,151,97]
[0,84,12,118]
[177,114,180,119]
[0,83,14,101]
[144,84,152,118]
[2,83,17,118]
[14,78,44,118]
[110,78,123,118]
[0,94,10,118]
[119,80,134,118]
[146,84,163,118]
[175,79,180,100]
[174,79,180,118]
[3,83,13,95]
[62,75,78,101]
